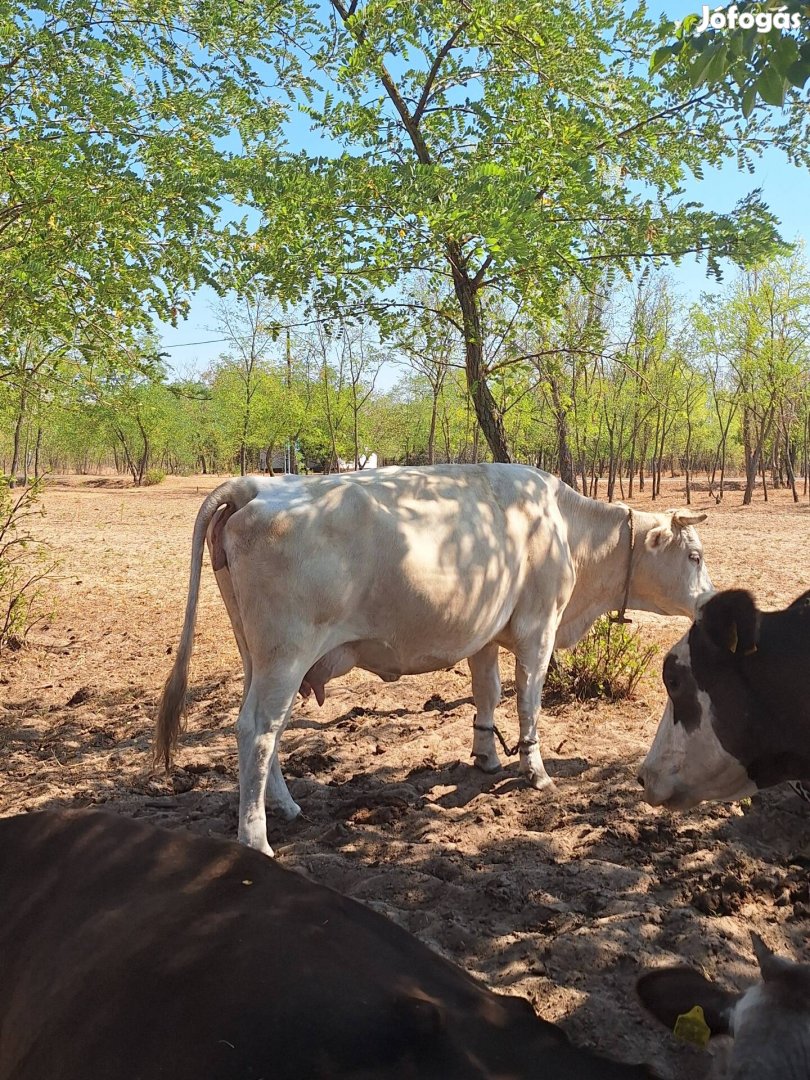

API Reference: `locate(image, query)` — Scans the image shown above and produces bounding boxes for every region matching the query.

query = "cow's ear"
[397,989,446,1037]
[700,590,758,656]
[751,933,794,982]
[788,589,810,611]
[637,967,738,1037]
[645,522,673,551]
[671,509,708,528]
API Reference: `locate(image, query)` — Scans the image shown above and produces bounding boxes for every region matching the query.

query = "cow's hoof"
[473,753,502,774]
[274,800,302,823]
[238,832,275,858]
[526,772,556,793]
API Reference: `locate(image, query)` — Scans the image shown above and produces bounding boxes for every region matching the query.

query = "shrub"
[142,468,166,487]
[0,479,54,651]
[545,615,658,703]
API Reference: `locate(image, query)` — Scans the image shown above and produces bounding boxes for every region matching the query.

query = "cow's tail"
[155,477,259,772]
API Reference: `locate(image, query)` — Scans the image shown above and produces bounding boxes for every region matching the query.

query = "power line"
[162,337,228,349]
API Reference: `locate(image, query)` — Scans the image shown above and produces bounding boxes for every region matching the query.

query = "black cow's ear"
[637,967,738,1037]
[700,590,758,656]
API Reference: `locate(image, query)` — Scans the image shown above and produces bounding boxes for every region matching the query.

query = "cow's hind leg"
[213,566,253,707]
[469,642,502,773]
[236,672,302,856]
[514,639,555,792]
[267,744,301,822]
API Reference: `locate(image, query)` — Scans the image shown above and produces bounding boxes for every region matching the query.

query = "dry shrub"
[142,468,166,487]
[546,615,658,703]
[0,479,54,651]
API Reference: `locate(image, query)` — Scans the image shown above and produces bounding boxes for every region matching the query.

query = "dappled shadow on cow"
[154,464,714,854]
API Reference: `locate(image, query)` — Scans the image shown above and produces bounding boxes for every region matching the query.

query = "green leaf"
[741,84,757,118]
[756,67,787,106]
[676,13,700,39]
[786,59,810,88]
[650,44,675,74]
[689,44,725,87]
[771,35,799,76]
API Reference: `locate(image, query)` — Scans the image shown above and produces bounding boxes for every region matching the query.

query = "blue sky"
[155,6,809,384]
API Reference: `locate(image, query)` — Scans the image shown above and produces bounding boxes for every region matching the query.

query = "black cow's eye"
[662,656,687,696]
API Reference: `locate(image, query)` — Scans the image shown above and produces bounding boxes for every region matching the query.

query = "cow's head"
[630,509,713,619]
[637,934,810,1080]
[638,589,761,810]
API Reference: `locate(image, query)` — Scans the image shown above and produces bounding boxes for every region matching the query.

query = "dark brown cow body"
[0,810,654,1080]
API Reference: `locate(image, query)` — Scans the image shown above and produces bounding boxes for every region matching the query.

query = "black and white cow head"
[637,934,810,1080]
[638,588,810,811]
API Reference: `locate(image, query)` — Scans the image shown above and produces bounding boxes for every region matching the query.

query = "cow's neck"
[555,489,653,649]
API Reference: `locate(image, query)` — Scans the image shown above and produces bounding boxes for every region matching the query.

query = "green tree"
[0,0,305,352]
[695,251,810,504]
[652,3,810,114]
[244,0,784,462]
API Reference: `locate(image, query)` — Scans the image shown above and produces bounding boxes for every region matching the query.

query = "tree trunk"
[785,444,798,503]
[550,377,575,489]
[684,422,693,505]
[743,408,774,506]
[427,390,439,466]
[446,241,510,462]
[116,430,138,485]
[33,426,43,479]
[9,385,28,486]
[135,417,149,485]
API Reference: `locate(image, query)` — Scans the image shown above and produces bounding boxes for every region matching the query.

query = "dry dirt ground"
[1,473,808,1078]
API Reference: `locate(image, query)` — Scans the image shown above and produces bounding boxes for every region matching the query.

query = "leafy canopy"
[651,2,810,116]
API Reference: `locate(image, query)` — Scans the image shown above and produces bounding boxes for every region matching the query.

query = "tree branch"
[413,22,468,125]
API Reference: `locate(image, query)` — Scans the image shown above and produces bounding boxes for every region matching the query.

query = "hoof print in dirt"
[171,769,196,795]
[182,761,229,777]
[338,784,422,826]
[689,871,748,916]
[422,694,445,711]
[285,751,337,778]
[318,821,352,845]
[66,686,91,707]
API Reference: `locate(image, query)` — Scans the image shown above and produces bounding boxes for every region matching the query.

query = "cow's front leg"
[468,642,502,772]
[514,645,555,791]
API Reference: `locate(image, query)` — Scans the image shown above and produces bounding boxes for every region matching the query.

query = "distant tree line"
[2,254,808,505]
[3,0,809,502]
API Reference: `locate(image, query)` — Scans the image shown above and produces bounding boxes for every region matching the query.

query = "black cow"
[638,933,810,1080]
[0,810,656,1080]
[639,588,810,810]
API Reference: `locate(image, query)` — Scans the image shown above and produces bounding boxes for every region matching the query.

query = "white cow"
[157,464,712,854]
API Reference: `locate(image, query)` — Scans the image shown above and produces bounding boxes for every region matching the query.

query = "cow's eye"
[688,552,701,564]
